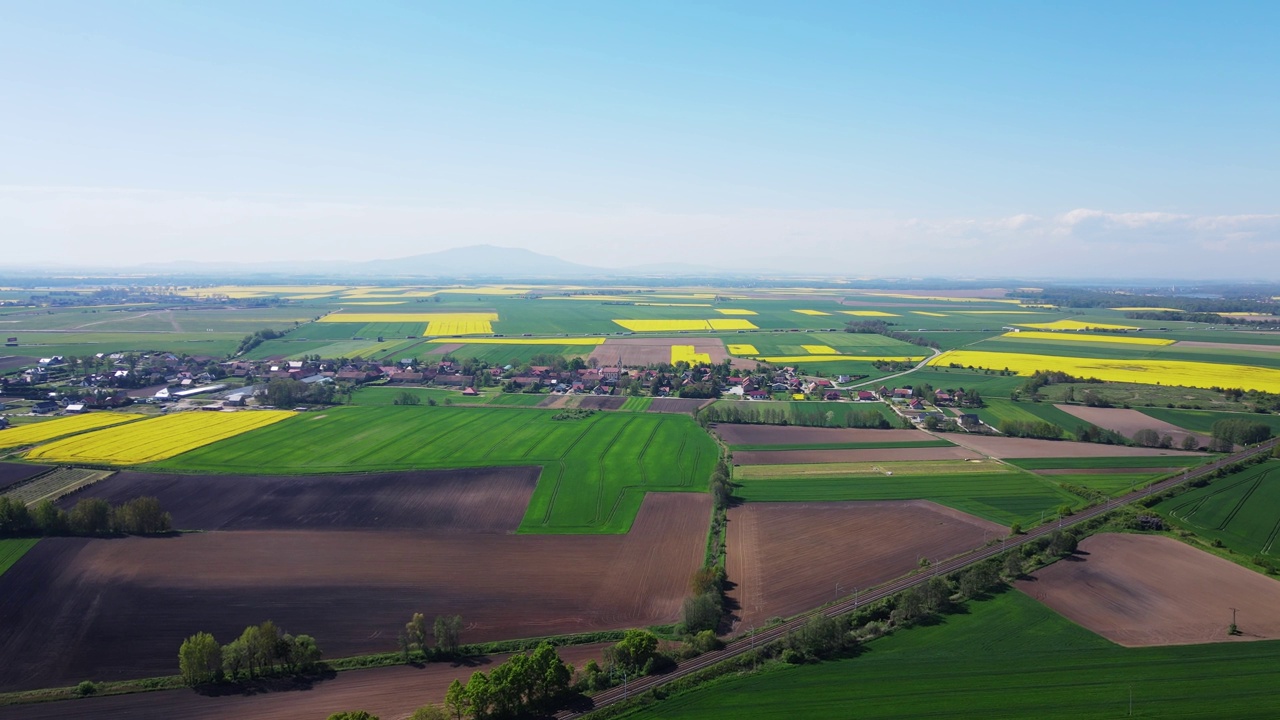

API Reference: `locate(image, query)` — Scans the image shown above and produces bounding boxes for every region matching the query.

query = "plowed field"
[1019,533,1280,646]
[946,434,1207,459]
[725,500,1002,628]
[0,492,708,691]
[1054,405,1212,447]
[732,446,980,465]
[713,426,933,446]
[0,462,50,492]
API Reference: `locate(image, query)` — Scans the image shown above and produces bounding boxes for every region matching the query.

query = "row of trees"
[178,621,322,686]
[699,403,891,429]
[1212,418,1273,446]
[398,613,462,659]
[444,642,574,720]
[0,496,171,537]
[843,319,941,350]
[998,419,1063,440]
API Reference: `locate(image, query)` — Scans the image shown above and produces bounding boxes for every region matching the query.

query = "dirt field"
[648,398,712,415]
[0,644,608,720]
[712,425,934,446]
[0,356,36,372]
[589,337,729,366]
[59,468,540,532]
[1019,533,1280,646]
[422,342,464,355]
[578,396,627,410]
[732,446,980,465]
[945,434,1207,459]
[726,500,1002,628]
[0,493,708,691]
[0,462,50,492]
[1054,404,1212,447]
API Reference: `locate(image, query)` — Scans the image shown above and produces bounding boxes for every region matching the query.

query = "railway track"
[558,437,1279,719]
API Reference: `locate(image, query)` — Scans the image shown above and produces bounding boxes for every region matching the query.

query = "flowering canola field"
[714,309,757,315]
[1017,320,1139,331]
[612,319,757,332]
[27,411,296,464]
[930,350,1280,393]
[792,309,831,316]
[841,310,900,317]
[1000,331,1175,346]
[318,312,499,335]
[0,413,143,450]
[427,337,605,346]
[671,345,712,364]
[727,344,759,355]
[801,345,839,354]
[757,355,926,364]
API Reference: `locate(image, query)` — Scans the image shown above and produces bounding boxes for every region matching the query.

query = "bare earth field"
[732,446,980,465]
[423,342,464,355]
[0,644,608,720]
[725,500,1002,628]
[590,337,729,366]
[61,468,540,532]
[945,434,1207,459]
[0,492,708,691]
[1018,533,1280,647]
[647,398,713,415]
[713,425,935,446]
[1054,404,1212,447]
[0,462,50,492]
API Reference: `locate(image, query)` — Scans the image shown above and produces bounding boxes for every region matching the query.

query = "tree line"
[444,642,574,720]
[178,620,322,686]
[0,496,171,537]
[699,403,891,429]
[843,319,941,350]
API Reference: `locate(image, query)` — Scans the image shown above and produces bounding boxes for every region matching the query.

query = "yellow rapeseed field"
[1017,320,1139,331]
[792,309,831,316]
[911,311,948,317]
[841,310,900,317]
[758,355,925,364]
[1000,331,1175,346]
[427,337,605,346]
[714,309,757,315]
[27,411,296,464]
[801,345,839,354]
[0,413,143,450]
[929,350,1280,393]
[856,293,1024,304]
[726,344,759,355]
[611,319,758,332]
[671,345,712,364]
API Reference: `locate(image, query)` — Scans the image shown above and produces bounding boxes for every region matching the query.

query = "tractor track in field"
[556,437,1280,719]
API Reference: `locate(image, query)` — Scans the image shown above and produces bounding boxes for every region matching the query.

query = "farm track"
[557,437,1280,719]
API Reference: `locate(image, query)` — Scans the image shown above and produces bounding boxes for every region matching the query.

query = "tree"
[1132,428,1161,447]
[31,500,68,535]
[410,705,448,720]
[608,629,658,674]
[222,638,249,680]
[465,671,494,720]
[1182,434,1200,451]
[68,497,112,535]
[405,612,428,651]
[434,614,463,653]
[0,497,33,536]
[178,632,222,686]
[1003,552,1024,580]
[287,633,322,672]
[680,592,721,634]
[394,391,421,406]
[444,678,470,720]
[327,712,379,720]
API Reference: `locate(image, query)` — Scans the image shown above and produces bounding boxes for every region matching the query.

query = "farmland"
[149,405,717,533]
[26,411,295,464]
[0,413,142,451]
[0,539,38,579]
[621,589,1280,720]
[1156,461,1280,556]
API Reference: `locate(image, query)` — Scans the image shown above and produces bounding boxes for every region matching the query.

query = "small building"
[64,403,86,414]
[32,400,58,414]
[823,391,842,401]
[461,387,478,396]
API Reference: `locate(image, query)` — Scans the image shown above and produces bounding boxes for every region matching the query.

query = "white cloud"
[0,187,1277,278]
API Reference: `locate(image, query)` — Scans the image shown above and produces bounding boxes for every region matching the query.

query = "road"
[558,437,1279,719]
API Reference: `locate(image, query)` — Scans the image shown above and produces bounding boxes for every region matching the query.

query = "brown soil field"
[1019,533,1280,647]
[535,394,570,408]
[578,396,627,410]
[713,425,935,446]
[58,468,539,532]
[1175,340,1280,353]
[0,644,607,720]
[423,342,463,355]
[0,462,51,492]
[726,500,1002,628]
[1054,404,1212,447]
[945,434,1207,459]
[732,446,980,465]
[0,493,708,692]
[590,337,728,366]
[0,356,36,372]
[1032,467,1178,476]
[647,398,712,415]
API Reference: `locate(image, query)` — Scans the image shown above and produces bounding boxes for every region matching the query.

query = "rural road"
[557,436,1280,719]
[842,347,941,390]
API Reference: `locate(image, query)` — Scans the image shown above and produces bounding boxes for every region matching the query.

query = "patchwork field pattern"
[26,411,296,464]
[612,319,757,332]
[1001,331,1175,346]
[1157,462,1280,556]
[930,350,1280,393]
[0,413,142,450]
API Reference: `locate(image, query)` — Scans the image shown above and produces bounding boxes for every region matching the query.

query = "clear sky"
[2,1,1277,277]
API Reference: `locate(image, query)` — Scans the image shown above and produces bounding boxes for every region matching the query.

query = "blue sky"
[2,1,1277,276]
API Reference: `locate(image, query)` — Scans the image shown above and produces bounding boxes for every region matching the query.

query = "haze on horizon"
[1,1,1277,279]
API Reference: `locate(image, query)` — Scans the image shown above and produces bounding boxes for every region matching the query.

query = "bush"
[74,681,98,697]
[780,648,804,664]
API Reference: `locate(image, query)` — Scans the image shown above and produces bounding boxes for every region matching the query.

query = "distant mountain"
[354,244,600,277]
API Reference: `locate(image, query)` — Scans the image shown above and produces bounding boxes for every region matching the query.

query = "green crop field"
[0,538,38,578]
[621,397,653,411]
[732,461,1078,525]
[150,405,716,534]
[439,343,596,364]
[1007,456,1208,470]
[621,589,1280,720]
[968,398,1088,438]
[1157,460,1280,556]
[1137,407,1280,436]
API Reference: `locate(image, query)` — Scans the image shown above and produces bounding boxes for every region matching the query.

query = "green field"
[622,589,1280,720]
[969,398,1089,438]
[732,461,1078,526]
[351,387,548,407]
[1157,460,1280,556]
[1007,456,1208,470]
[150,405,717,534]
[727,439,954,452]
[1137,407,1280,436]
[0,538,39,578]
[621,397,653,411]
